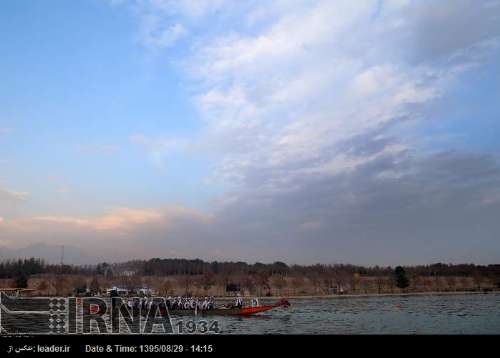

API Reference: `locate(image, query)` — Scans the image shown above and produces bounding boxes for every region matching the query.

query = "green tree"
[394,266,409,290]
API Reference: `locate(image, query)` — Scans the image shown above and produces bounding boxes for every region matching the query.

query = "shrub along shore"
[0,258,499,297]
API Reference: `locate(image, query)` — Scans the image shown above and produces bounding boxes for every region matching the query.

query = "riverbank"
[8,289,500,299]
[3,270,498,298]
[222,290,500,300]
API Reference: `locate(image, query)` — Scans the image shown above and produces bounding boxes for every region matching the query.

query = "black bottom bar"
[0,334,498,355]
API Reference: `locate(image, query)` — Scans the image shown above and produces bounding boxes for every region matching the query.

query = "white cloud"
[4,1,499,264]
[130,133,188,168]
[32,207,164,231]
[0,188,30,201]
[0,206,214,260]
[186,2,418,186]
[185,0,500,193]
[141,18,187,48]
[117,0,231,49]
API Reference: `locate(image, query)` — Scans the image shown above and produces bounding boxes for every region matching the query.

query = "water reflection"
[2,293,500,334]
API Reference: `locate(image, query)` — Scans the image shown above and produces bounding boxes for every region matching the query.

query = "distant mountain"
[0,243,101,265]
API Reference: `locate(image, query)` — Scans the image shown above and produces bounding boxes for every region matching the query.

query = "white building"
[106,286,129,296]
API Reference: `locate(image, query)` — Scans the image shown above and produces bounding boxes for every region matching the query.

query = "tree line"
[1,257,499,280]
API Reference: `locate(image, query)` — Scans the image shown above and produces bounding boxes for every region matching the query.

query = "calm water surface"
[2,293,500,334]
[205,293,500,334]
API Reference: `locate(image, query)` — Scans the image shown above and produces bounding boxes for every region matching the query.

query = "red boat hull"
[168,299,290,316]
[227,298,290,316]
[237,305,277,315]
[86,298,290,316]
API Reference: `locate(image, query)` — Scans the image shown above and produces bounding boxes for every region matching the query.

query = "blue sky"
[0,0,216,214]
[1,0,500,265]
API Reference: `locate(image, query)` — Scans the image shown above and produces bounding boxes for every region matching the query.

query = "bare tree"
[411,275,423,292]
[460,276,470,291]
[271,275,286,296]
[375,276,385,294]
[386,276,395,294]
[351,273,361,293]
[89,276,100,294]
[176,275,193,296]
[54,275,70,296]
[434,276,442,292]
[472,273,482,291]
[321,272,336,295]
[291,276,305,295]
[159,279,174,296]
[120,275,142,291]
[335,271,350,294]
[242,276,256,296]
[308,275,321,295]
[37,279,49,295]
[256,271,271,296]
[445,276,456,292]
[201,272,216,294]
[359,277,370,294]
[423,277,435,292]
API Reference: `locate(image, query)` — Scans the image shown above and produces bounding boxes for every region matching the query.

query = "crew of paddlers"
[121,295,259,312]
[125,296,218,312]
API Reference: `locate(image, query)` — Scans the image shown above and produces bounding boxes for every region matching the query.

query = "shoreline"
[13,290,499,299]
[224,290,500,300]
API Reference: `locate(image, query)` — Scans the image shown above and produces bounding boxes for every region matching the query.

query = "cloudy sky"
[1,0,500,265]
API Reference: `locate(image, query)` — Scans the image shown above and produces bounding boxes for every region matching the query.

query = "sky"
[1,0,500,265]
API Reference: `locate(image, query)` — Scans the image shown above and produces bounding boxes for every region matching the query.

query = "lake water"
[2,293,500,334]
[194,293,500,334]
